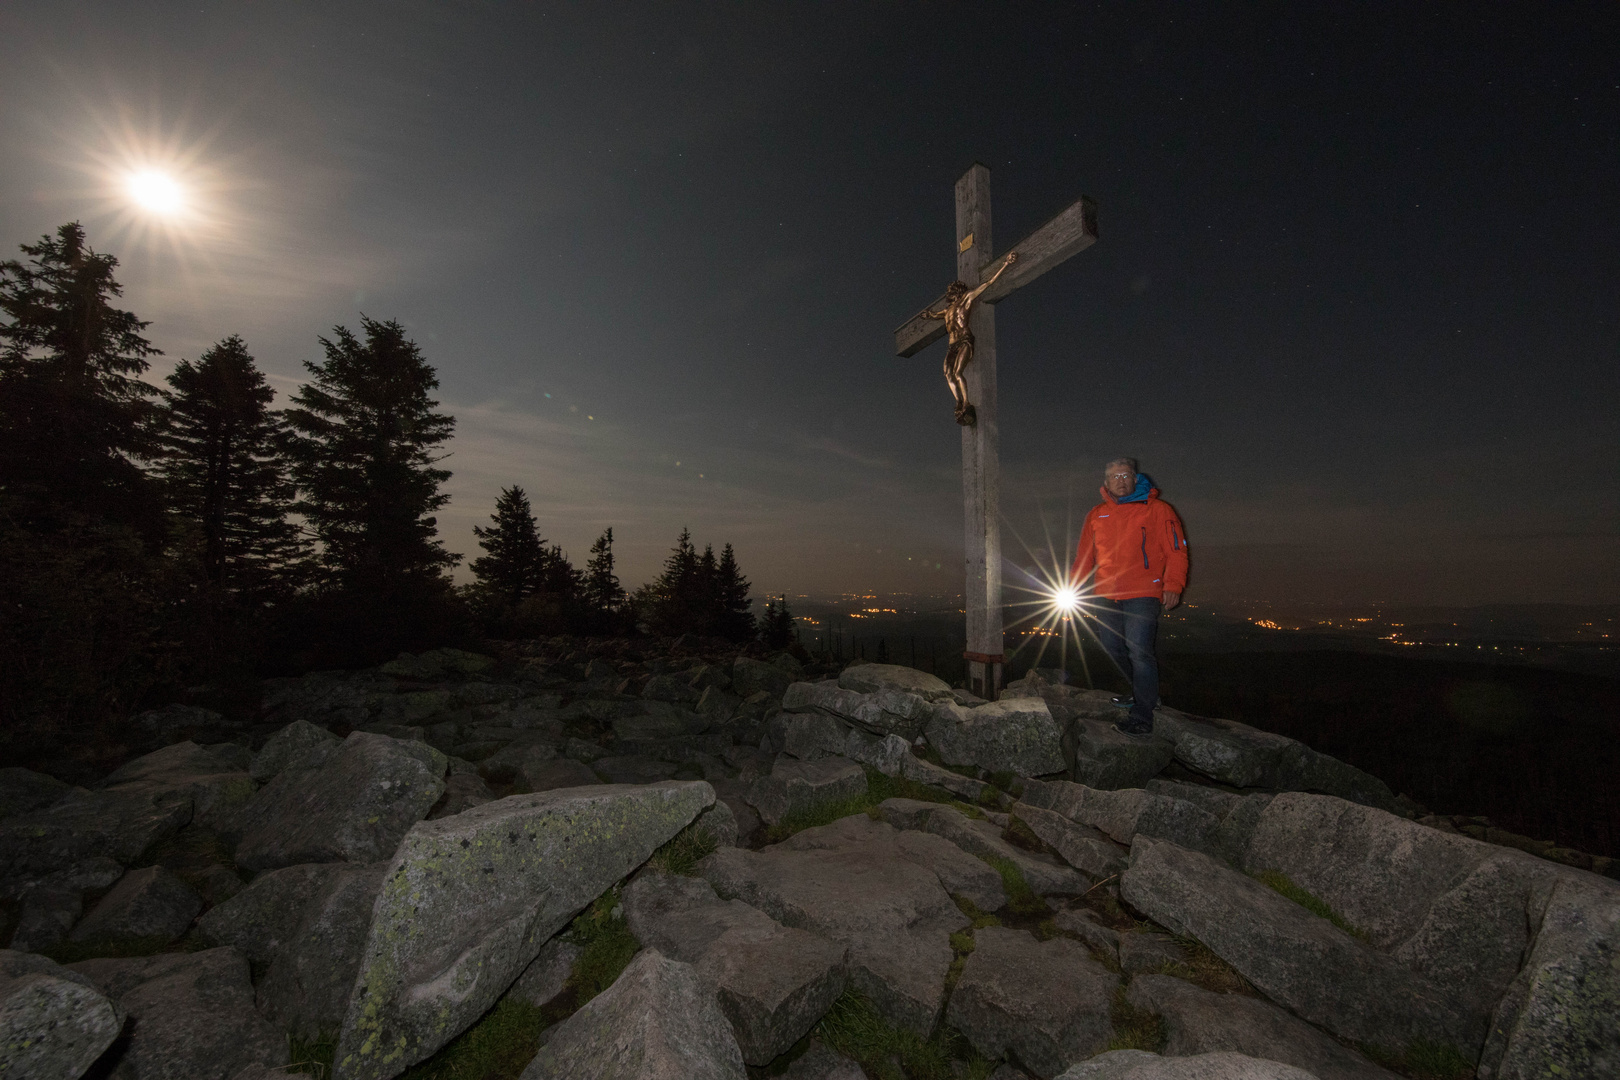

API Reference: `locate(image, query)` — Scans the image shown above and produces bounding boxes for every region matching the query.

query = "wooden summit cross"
[895,163,1097,700]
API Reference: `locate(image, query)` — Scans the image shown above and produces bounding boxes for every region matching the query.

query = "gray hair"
[1103,457,1138,476]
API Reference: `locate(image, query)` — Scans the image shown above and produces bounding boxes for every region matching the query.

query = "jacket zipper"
[1171,523,1182,551]
[1140,527,1150,568]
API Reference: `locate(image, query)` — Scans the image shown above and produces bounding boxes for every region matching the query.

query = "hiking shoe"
[1110,695,1134,708]
[1113,721,1154,740]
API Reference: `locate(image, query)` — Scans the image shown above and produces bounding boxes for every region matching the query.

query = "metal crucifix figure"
[921,252,1018,425]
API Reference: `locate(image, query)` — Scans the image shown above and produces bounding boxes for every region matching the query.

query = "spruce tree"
[281,316,458,595]
[158,335,305,596]
[0,222,163,537]
[470,486,546,604]
[762,595,796,648]
[583,528,624,614]
[639,528,698,635]
[694,544,720,634]
[714,543,755,641]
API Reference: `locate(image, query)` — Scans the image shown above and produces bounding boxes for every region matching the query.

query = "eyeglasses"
[1106,472,1134,481]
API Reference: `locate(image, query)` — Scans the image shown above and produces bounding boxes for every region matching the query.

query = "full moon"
[126,170,185,215]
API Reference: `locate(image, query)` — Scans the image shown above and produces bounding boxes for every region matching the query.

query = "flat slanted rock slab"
[700,816,969,1035]
[520,949,746,1080]
[520,757,600,793]
[98,741,259,831]
[257,861,389,1041]
[1002,682,1175,790]
[781,1038,869,1079]
[623,869,849,1065]
[1120,836,1484,1058]
[1017,781,1223,858]
[1011,803,1127,881]
[68,864,201,946]
[234,731,447,873]
[837,663,954,701]
[1151,711,1396,810]
[782,681,935,741]
[334,781,713,1080]
[746,756,866,826]
[197,862,343,964]
[0,949,122,1080]
[778,814,1006,914]
[1243,791,1563,1024]
[925,698,1065,777]
[0,786,192,880]
[1055,1049,1321,1080]
[1126,974,1398,1080]
[0,767,70,821]
[250,719,340,781]
[1478,869,1620,1080]
[68,947,287,1080]
[593,755,683,785]
[883,801,1088,896]
[946,926,1117,1078]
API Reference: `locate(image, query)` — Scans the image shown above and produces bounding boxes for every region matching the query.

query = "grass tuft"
[981,855,1050,919]
[559,888,640,1005]
[1358,1039,1476,1080]
[1105,985,1166,1052]
[1254,870,1364,938]
[1168,936,1255,996]
[398,997,547,1080]
[646,821,717,876]
[1000,815,1051,855]
[762,792,875,844]
[814,990,995,1080]
[287,1031,337,1080]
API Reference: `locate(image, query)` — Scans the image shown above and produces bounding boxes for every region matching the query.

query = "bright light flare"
[1052,585,1081,614]
[126,170,186,216]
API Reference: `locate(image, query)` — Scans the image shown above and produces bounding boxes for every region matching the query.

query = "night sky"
[3,3,1615,605]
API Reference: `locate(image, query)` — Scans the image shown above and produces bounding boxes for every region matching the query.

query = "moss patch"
[979,855,1050,920]
[397,997,547,1080]
[1105,985,1166,1052]
[1254,870,1364,938]
[813,989,996,1080]
[759,767,984,844]
[951,894,1002,930]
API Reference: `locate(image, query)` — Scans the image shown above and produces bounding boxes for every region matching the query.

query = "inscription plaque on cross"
[894,163,1098,700]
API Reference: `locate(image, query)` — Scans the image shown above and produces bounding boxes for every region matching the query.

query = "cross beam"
[895,164,1097,699]
[895,189,1098,358]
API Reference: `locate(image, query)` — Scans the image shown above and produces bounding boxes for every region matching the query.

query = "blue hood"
[1117,473,1154,503]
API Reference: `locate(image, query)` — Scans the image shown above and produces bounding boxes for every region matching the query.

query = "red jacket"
[1070,486,1189,600]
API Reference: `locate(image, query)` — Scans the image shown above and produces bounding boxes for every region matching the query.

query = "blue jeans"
[1093,597,1161,729]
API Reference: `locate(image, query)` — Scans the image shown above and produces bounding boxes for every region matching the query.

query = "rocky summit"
[1,643,1615,1080]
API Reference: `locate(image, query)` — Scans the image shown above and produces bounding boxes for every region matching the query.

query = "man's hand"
[1162,591,1181,611]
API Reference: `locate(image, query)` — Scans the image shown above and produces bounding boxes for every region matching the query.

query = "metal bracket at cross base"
[962,652,1004,699]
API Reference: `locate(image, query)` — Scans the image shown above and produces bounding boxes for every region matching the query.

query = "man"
[919,251,1017,425]
[1070,458,1189,737]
